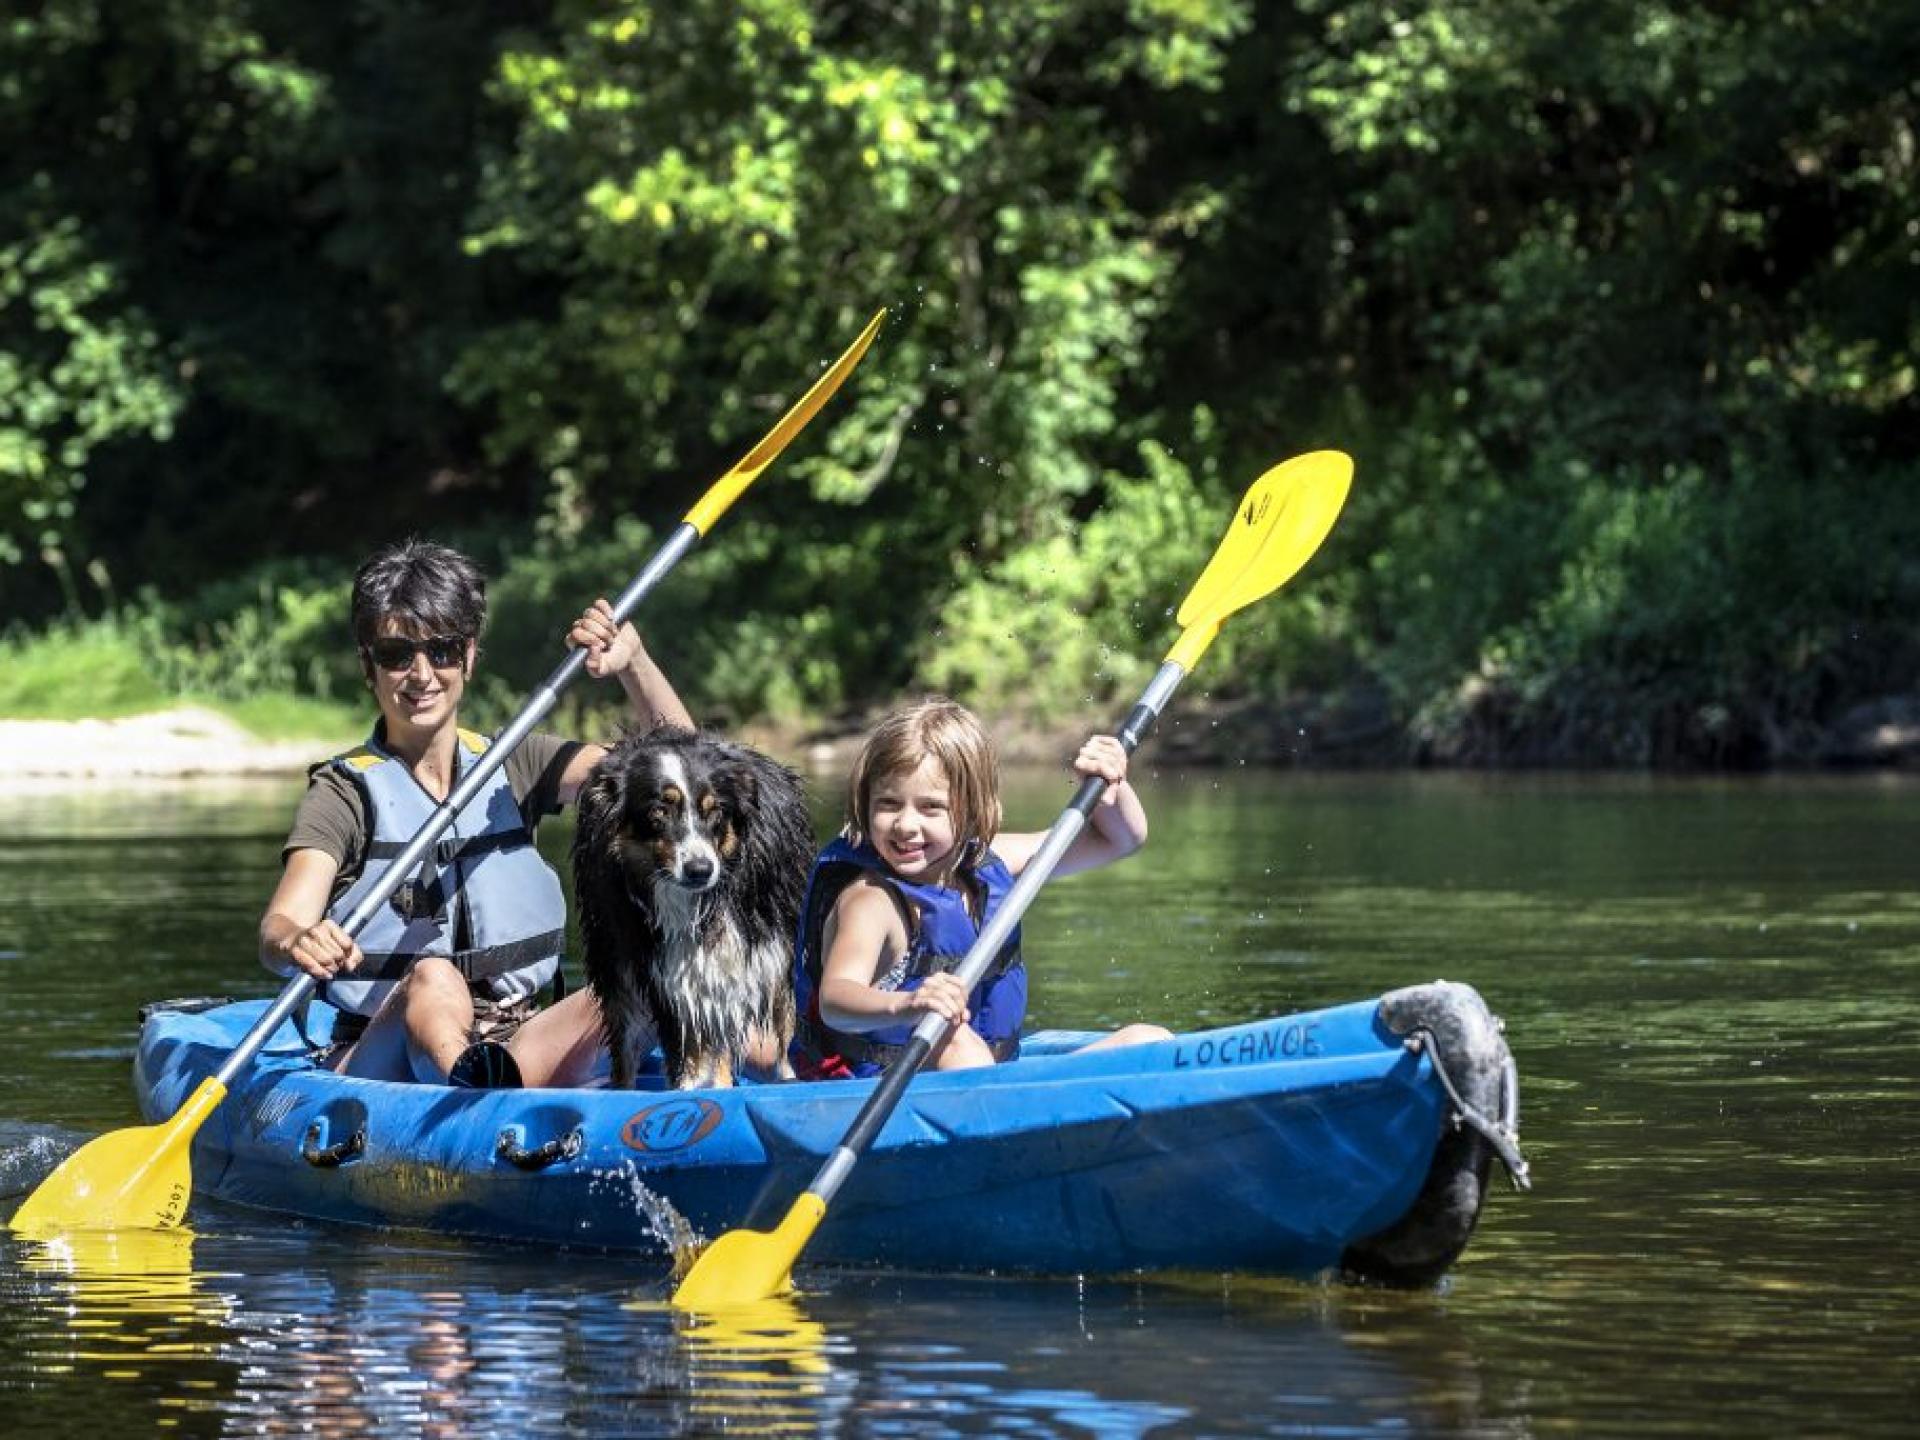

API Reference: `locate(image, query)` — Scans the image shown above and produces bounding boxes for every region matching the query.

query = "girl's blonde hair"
[845,696,1001,863]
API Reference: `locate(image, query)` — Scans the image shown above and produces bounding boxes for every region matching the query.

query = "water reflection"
[222,1291,503,1438]
[4,773,1919,1434]
[0,1119,74,1202]
[658,1296,848,1434]
[9,1226,235,1434]
[1,1219,1524,1436]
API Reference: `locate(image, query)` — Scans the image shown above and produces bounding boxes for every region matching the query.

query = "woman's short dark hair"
[350,540,487,650]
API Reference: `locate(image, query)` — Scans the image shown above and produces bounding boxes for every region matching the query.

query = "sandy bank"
[21,690,1910,781]
[0,707,325,781]
[0,696,1379,785]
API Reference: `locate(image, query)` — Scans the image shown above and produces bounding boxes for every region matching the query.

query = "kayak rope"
[1405,1028,1532,1192]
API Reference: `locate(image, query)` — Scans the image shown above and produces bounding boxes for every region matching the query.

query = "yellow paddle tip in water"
[8,1076,225,1237]
[17,1222,201,1270]
[671,1192,827,1312]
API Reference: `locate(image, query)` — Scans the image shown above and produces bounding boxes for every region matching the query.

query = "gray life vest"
[321,727,566,1017]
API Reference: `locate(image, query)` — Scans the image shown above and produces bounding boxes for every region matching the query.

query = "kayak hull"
[133,984,1520,1281]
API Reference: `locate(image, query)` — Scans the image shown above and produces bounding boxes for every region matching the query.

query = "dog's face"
[575,730,810,1087]
[599,744,755,897]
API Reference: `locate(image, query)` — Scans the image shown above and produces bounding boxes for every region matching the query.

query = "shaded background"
[2,1,1917,764]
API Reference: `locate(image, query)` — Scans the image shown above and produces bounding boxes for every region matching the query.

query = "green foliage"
[0,0,538,610]
[926,430,1351,718]
[0,621,170,718]
[456,1,1206,550]
[476,510,887,730]
[0,599,356,737]
[0,217,182,565]
[150,568,355,706]
[0,0,1915,765]
[1451,449,1920,764]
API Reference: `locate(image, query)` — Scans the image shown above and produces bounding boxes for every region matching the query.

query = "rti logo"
[620,1098,724,1153]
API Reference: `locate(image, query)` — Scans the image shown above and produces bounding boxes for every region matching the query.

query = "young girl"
[790,697,1171,1078]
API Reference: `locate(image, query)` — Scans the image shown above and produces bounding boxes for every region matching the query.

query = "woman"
[258,539,691,1085]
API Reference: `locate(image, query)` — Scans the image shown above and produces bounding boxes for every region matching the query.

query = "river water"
[1,768,1915,1436]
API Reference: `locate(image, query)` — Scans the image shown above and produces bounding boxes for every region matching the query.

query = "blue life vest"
[790,836,1026,1077]
[321,727,567,1017]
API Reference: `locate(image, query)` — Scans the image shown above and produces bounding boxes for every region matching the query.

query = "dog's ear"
[580,757,625,825]
[715,759,760,819]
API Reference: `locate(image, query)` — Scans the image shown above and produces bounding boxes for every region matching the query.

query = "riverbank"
[0,698,1375,782]
[0,708,336,782]
[7,686,1919,781]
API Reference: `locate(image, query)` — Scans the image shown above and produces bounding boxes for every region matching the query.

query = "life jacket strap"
[901,939,1022,985]
[364,829,530,864]
[348,928,568,984]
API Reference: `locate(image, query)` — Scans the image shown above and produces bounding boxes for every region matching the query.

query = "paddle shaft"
[805,660,1186,1207]
[215,523,702,1090]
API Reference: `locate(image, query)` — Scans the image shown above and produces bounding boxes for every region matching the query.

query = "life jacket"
[321,727,566,1017]
[790,836,1026,1079]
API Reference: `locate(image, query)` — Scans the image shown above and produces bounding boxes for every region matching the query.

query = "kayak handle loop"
[1405,1028,1531,1192]
[302,1123,367,1169]
[496,1126,582,1172]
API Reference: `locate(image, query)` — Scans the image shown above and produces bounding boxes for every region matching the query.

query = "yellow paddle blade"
[672,1192,827,1311]
[8,1077,225,1236]
[682,309,887,535]
[1165,450,1353,672]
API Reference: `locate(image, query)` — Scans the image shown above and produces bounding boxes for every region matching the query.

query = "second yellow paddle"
[673,448,1354,1309]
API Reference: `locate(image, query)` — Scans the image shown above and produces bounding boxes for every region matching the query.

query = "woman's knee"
[400,958,472,1021]
[405,955,466,996]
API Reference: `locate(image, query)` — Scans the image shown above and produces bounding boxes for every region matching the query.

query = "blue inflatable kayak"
[132,981,1527,1284]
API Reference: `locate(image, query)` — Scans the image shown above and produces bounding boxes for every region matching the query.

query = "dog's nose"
[680,856,716,888]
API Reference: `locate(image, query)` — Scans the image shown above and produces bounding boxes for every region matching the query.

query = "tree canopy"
[3,1,1915,763]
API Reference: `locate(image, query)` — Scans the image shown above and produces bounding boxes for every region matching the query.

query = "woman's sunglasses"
[364,634,468,672]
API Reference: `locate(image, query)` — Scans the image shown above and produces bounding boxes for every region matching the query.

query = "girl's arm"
[818,881,972,1032]
[556,597,696,804]
[995,733,1148,878]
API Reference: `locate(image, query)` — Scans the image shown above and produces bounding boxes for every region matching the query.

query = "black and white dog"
[572,728,812,1089]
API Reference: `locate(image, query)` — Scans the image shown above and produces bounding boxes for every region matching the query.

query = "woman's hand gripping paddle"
[671,449,1354,1310]
[9,311,887,1239]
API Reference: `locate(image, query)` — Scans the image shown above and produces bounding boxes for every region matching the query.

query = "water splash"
[583,1160,703,1273]
[0,1122,77,1202]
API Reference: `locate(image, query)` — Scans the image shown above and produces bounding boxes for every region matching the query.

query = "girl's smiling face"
[867,753,959,882]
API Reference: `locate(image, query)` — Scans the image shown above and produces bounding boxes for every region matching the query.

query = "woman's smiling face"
[366,619,472,735]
